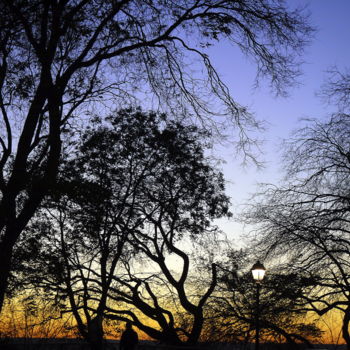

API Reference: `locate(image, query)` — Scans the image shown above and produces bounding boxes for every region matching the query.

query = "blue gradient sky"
[210,0,350,242]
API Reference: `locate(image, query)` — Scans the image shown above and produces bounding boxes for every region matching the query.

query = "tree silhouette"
[204,250,321,345]
[16,108,230,347]
[246,70,350,347]
[0,0,313,311]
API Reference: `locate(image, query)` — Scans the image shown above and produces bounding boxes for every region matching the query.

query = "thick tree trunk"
[88,339,104,350]
[0,238,14,311]
[87,316,104,350]
[186,312,203,346]
[342,307,350,350]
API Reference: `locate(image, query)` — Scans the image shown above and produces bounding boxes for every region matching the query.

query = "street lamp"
[251,261,266,350]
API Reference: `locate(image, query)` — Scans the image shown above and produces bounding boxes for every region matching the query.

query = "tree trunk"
[87,316,104,350]
[0,238,13,311]
[88,339,104,350]
[342,307,350,350]
[186,312,203,346]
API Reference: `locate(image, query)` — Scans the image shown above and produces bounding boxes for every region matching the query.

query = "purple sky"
[209,0,350,241]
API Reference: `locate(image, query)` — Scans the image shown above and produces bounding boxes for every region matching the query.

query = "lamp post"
[251,261,266,350]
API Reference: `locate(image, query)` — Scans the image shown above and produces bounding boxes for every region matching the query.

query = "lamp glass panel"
[252,269,265,281]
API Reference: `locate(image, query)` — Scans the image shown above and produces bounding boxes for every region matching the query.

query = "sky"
[209,0,350,243]
[1,2,349,343]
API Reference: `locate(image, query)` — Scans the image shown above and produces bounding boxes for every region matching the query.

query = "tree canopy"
[0,0,313,311]
[246,68,350,346]
[15,108,231,347]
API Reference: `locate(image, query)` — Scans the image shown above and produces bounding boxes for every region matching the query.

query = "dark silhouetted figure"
[120,322,138,350]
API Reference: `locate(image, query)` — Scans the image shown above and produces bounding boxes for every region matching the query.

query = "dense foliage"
[14,108,230,347]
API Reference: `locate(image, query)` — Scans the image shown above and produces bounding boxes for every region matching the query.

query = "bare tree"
[0,0,313,311]
[320,67,350,110]
[246,70,350,347]
[17,108,230,348]
[105,224,221,345]
[201,249,321,346]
